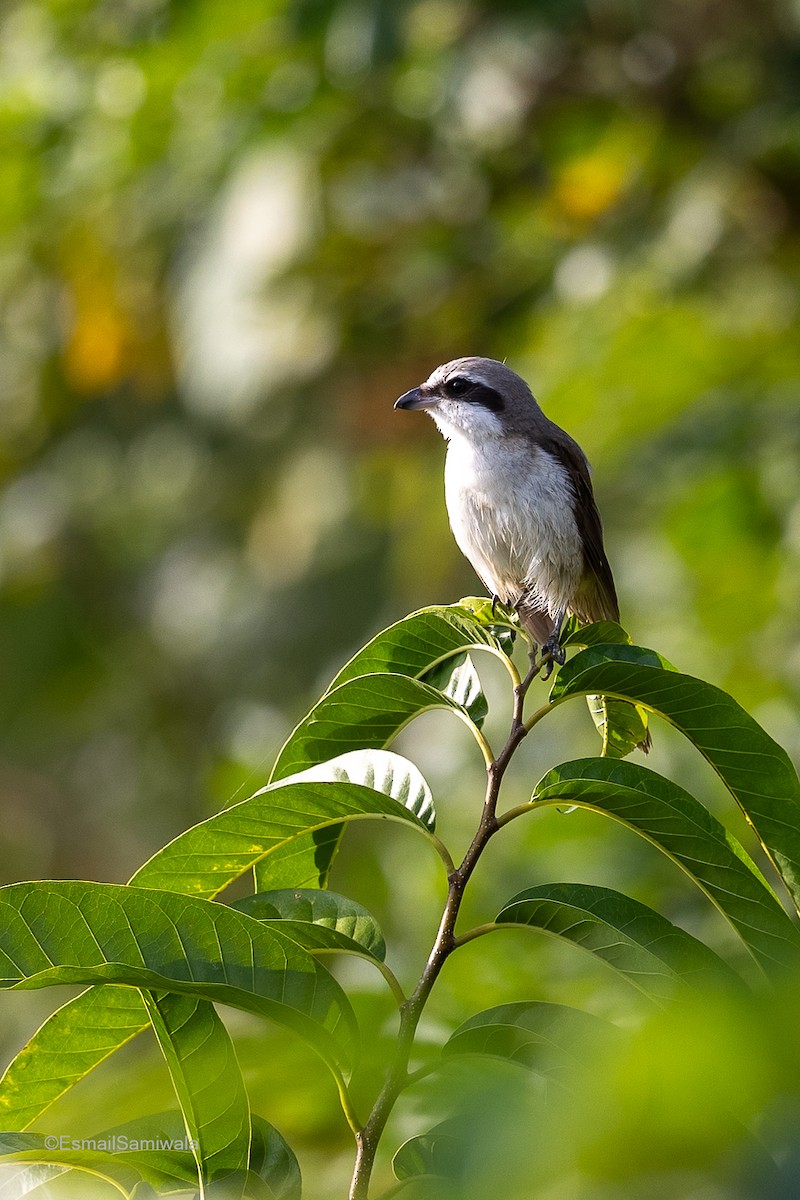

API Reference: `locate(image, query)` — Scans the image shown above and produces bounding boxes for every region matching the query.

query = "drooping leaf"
[232,889,386,960]
[328,605,511,690]
[495,882,741,1002]
[443,1001,618,1080]
[133,779,436,897]
[232,892,403,1002]
[270,674,482,783]
[141,993,250,1193]
[0,1131,142,1194]
[273,749,435,830]
[0,882,357,1076]
[246,1115,302,1200]
[0,986,149,1131]
[254,748,435,890]
[549,644,800,910]
[585,694,651,758]
[559,622,651,755]
[422,653,487,728]
[529,758,800,976]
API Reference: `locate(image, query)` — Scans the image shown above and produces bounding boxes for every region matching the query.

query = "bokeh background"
[2,0,800,1195]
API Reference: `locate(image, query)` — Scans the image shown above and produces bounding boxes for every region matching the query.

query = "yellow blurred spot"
[63,306,128,392]
[554,151,629,220]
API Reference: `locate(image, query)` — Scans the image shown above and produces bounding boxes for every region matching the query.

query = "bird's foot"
[542,635,566,666]
[539,635,566,682]
[491,594,499,618]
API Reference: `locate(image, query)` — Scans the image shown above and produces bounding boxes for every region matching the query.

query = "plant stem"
[347,651,542,1199]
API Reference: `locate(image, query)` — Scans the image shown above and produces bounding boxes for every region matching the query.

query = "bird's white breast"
[443,429,583,616]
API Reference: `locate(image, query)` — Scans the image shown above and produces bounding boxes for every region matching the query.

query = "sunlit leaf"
[273,749,435,829]
[585,693,651,757]
[270,674,482,783]
[0,773,434,1130]
[0,882,357,1076]
[255,748,435,890]
[0,1112,300,1198]
[0,987,149,1132]
[561,618,632,648]
[328,605,511,690]
[422,653,487,728]
[133,779,436,897]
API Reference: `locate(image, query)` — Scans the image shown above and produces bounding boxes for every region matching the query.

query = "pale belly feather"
[444,433,583,619]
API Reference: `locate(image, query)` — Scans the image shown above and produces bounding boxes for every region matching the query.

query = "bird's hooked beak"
[394,386,438,412]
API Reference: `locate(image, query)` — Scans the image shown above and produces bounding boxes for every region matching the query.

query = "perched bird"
[394,356,620,664]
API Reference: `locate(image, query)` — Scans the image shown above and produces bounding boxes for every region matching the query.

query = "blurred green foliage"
[1,0,800,1194]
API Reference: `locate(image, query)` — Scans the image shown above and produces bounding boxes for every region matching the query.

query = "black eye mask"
[442,377,504,411]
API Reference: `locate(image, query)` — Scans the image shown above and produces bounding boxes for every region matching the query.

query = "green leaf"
[273,748,435,830]
[270,673,482,783]
[0,771,431,1130]
[257,748,431,892]
[254,748,435,890]
[585,694,651,758]
[560,623,651,755]
[0,881,357,1076]
[443,1001,618,1080]
[422,653,487,728]
[232,889,386,960]
[561,618,632,648]
[496,883,741,1002]
[141,993,250,1192]
[392,1119,465,1184]
[0,986,149,1131]
[328,604,511,690]
[530,758,800,976]
[456,596,518,654]
[134,779,435,897]
[247,1115,301,1199]
[550,644,800,909]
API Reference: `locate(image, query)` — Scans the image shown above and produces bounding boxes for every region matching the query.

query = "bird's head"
[394,357,541,441]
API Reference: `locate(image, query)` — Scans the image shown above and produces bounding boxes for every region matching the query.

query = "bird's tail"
[518,603,556,647]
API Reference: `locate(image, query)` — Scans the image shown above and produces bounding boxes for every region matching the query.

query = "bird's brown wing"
[540,435,620,623]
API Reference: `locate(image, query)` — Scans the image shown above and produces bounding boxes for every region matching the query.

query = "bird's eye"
[444,377,470,396]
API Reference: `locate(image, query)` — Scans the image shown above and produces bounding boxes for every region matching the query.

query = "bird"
[393,356,620,666]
